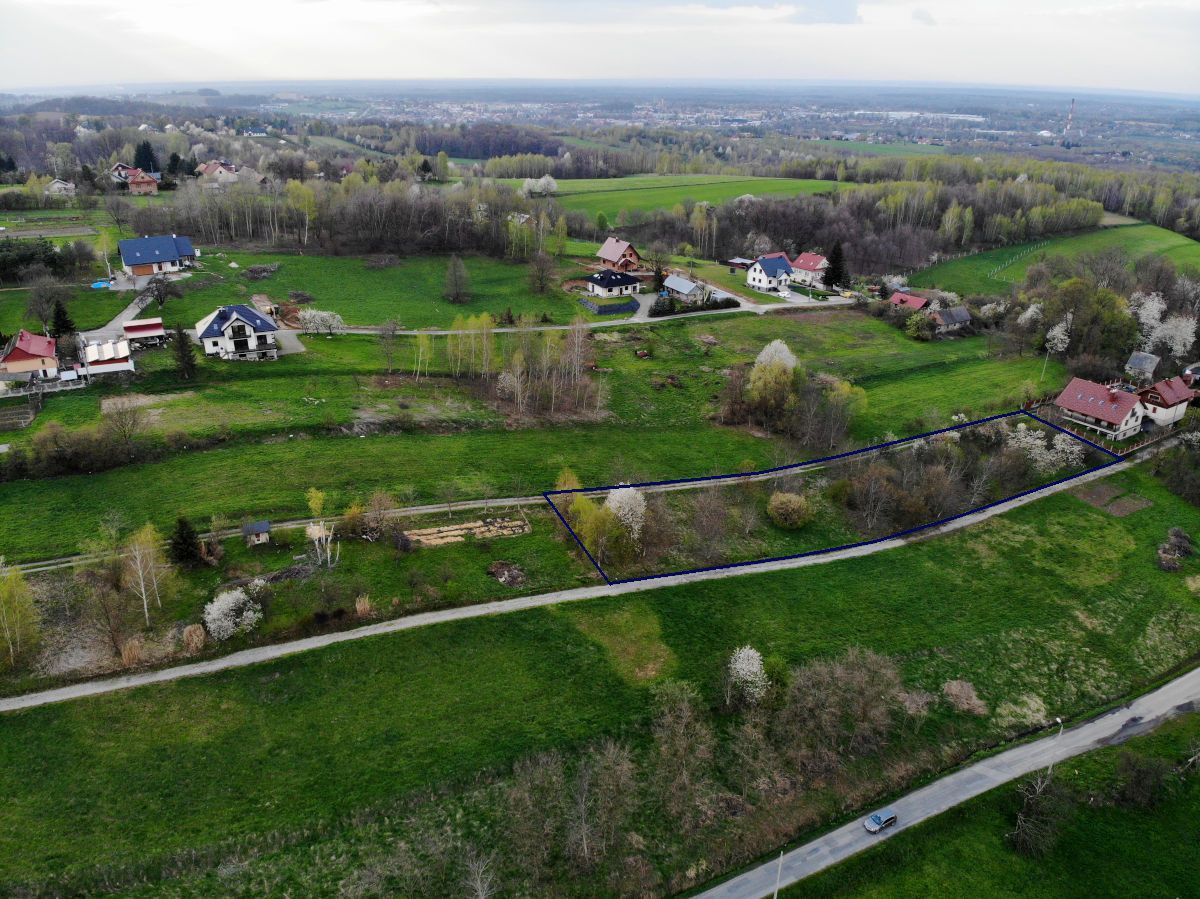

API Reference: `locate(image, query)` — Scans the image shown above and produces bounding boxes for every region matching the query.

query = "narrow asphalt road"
[0,458,1129,714]
[696,664,1200,898]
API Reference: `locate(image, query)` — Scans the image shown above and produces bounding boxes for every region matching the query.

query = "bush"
[181,623,206,655]
[1116,752,1173,808]
[767,492,812,530]
[203,587,263,641]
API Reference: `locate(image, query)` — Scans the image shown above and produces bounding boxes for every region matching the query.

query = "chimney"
[1108,387,1118,402]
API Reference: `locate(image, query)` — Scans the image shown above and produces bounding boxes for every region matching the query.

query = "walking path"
[696,663,1200,898]
[0,457,1130,714]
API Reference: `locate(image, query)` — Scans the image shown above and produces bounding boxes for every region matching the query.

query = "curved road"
[696,663,1200,898]
[0,458,1130,714]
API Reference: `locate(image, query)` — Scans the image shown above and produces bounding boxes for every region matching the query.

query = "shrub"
[724,645,770,708]
[355,595,374,618]
[767,492,812,530]
[120,636,144,668]
[942,679,989,715]
[1116,752,1173,808]
[203,588,263,641]
[181,623,206,655]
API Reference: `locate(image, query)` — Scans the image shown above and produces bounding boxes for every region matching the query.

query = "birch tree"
[0,558,38,669]
[124,523,169,625]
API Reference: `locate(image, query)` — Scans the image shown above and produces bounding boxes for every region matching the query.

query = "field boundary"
[544,409,1123,585]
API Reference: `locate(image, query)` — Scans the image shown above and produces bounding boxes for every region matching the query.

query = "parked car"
[863,809,898,834]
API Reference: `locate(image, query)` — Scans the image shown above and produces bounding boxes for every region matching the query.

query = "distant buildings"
[118,235,197,277]
[44,178,76,198]
[111,163,161,194]
[196,305,279,361]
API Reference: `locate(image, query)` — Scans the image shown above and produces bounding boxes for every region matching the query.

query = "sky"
[1,0,1198,95]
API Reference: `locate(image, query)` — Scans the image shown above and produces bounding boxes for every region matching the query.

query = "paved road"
[696,664,1200,898]
[0,458,1130,714]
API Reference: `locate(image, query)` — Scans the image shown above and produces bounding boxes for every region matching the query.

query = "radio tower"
[1061,98,1076,148]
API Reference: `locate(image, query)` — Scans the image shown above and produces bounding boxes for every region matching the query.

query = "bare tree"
[102,397,147,454]
[379,319,400,373]
[528,251,556,294]
[104,195,132,235]
[460,846,497,899]
[26,278,71,329]
[506,750,567,877]
[1008,769,1073,857]
[650,681,714,832]
[144,275,183,309]
[123,524,169,625]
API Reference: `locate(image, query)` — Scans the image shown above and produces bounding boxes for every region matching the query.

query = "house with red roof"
[127,169,159,196]
[790,252,829,288]
[889,292,929,312]
[1139,376,1195,428]
[596,237,642,273]
[0,330,58,380]
[1054,377,1144,441]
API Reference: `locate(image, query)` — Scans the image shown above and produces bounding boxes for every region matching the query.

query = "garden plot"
[547,411,1118,583]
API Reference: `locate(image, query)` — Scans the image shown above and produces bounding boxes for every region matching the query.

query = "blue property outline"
[543,409,1124,586]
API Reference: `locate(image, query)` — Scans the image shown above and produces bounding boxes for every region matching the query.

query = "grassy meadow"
[0,463,1196,886]
[0,284,130,334]
[789,713,1200,898]
[910,223,1200,296]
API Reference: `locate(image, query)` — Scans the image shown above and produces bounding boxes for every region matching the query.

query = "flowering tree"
[1041,313,1072,381]
[1016,303,1043,329]
[604,486,646,545]
[754,339,798,372]
[203,585,263,641]
[1005,423,1085,476]
[297,309,347,335]
[724,645,769,708]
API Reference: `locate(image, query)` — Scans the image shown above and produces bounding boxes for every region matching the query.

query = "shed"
[242,520,271,547]
[1124,351,1160,383]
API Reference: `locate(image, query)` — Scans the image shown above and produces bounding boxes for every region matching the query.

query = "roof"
[1142,376,1194,408]
[2,329,56,362]
[726,257,755,266]
[586,269,641,289]
[242,520,271,536]
[792,252,828,272]
[753,255,793,278]
[1055,377,1141,426]
[889,292,929,311]
[197,305,278,339]
[663,274,700,294]
[123,318,166,337]
[84,339,130,364]
[1125,351,1160,375]
[931,306,972,326]
[597,237,637,263]
[119,235,196,266]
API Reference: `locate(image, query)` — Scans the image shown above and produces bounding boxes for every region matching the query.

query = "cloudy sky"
[2,0,1198,95]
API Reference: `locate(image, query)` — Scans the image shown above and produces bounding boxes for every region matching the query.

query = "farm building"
[123,318,167,346]
[1124,351,1160,384]
[746,256,792,293]
[585,269,642,299]
[1054,378,1144,441]
[928,306,972,334]
[118,235,197,277]
[663,274,704,304]
[724,257,755,270]
[0,330,58,380]
[596,238,642,272]
[43,178,76,198]
[242,520,272,547]
[1139,376,1195,428]
[889,292,929,312]
[196,305,279,361]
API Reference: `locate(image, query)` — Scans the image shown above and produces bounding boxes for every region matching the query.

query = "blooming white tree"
[604,486,646,544]
[1146,314,1197,362]
[1041,312,1072,381]
[203,587,263,641]
[1005,424,1086,475]
[754,339,798,372]
[1016,303,1043,328]
[536,174,558,196]
[298,309,347,336]
[725,645,769,707]
[980,301,1009,321]
[1128,291,1166,338]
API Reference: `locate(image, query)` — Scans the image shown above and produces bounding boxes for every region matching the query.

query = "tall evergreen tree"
[134,140,159,173]
[172,324,197,380]
[168,517,202,567]
[825,242,848,289]
[50,298,75,338]
[166,152,182,175]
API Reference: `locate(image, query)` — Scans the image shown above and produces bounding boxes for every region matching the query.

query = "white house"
[746,255,793,293]
[1139,376,1195,428]
[44,179,76,198]
[790,252,829,289]
[585,269,642,299]
[196,305,279,361]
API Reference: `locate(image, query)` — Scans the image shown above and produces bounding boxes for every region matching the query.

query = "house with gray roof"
[928,305,972,334]
[663,274,704,304]
[1125,351,1160,384]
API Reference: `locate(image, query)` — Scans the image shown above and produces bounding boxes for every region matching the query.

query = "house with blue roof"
[118,235,197,277]
[746,255,793,294]
[195,305,279,361]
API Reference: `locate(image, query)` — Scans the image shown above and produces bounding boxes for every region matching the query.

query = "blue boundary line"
[543,408,1123,585]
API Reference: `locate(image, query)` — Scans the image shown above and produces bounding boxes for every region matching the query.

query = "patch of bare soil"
[694,334,720,347]
[407,518,530,547]
[1106,494,1152,517]
[100,391,194,413]
[487,560,527,587]
[1074,482,1124,509]
[249,293,275,313]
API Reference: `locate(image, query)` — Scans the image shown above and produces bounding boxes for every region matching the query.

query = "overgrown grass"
[910,224,1200,296]
[0,465,1196,885]
[788,712,1200,898]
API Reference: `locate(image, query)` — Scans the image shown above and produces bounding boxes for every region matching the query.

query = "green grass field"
[0,284,130,334]
[789,713,1200,898]
[910,224,1200,296]
[794,139,947,157]
[0,463,1195,886]
[164,252,582,328]
[511,174,838,220]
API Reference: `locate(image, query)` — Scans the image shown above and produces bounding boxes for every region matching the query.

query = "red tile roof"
[597,237,638,264]
[2,329,56,362]
[792,252,828,272]
[889,292,928,311]
[1142,375,1195,408]
[1055,377,1141,426]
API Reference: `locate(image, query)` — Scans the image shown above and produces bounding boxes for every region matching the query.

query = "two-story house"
[195,305,279,361]
[596,238,642,273]
[746,255,793,293]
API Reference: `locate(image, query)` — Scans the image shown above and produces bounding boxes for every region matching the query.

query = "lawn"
[0,463,1196,886]
[910,223,1200,296]
[160,252,583,328]
[789,712,1200,898]
[0,284,129,334]
[512,174,838,221]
